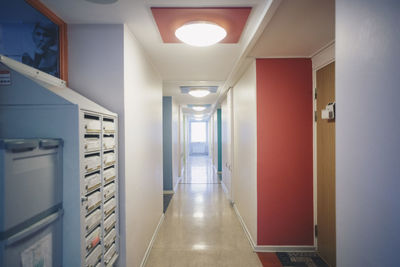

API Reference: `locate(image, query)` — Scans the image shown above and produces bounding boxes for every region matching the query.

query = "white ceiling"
[249,0,335,57]
[40,0,335,117]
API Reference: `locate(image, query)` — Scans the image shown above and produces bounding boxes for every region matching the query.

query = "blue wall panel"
[217,109,222,172]
[162,96,173,191]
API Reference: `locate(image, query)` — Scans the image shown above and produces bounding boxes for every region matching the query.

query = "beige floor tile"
[146,156,262,267]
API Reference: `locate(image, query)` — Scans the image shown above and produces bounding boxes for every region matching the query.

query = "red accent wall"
[256,58,313,245]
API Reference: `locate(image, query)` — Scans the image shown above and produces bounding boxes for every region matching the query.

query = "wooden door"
[316,62,336,266]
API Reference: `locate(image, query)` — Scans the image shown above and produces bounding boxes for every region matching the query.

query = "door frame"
[311,41,335,248]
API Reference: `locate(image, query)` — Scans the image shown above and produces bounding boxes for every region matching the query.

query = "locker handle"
[40,139,63,149]
[3,139,38,152]
[5,209,63,246]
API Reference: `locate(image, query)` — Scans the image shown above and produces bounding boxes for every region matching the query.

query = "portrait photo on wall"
[0,17,60,78]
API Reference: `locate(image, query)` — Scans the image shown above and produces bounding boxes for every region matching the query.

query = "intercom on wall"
[321,102,335,120]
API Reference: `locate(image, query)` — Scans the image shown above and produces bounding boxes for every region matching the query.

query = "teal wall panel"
[217,109,222,172]
[162,97,173,190]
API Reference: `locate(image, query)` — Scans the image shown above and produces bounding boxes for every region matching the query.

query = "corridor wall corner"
[68,24,163,267]
[231,58,314,249]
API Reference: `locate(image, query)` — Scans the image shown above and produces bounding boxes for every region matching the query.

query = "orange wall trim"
[256,58,313,246]
[25,0,68,83]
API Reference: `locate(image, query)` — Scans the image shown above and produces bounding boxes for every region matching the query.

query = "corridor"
[146,156,262,267]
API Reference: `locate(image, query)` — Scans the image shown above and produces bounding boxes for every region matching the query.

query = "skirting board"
[254,246,316,253]
[139,213,165,267]
[163,190,174,194]
[174,177,182,192]
[221,181,229,196]
[233,204,257,249]
[233,204,316,253]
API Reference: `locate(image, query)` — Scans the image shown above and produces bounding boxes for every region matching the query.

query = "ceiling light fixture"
[175,21,227,47]
[192,106,206,112]
[188,88,210,98]
[85,0,118,4]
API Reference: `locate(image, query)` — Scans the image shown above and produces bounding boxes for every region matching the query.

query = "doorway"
[316,62,336,266]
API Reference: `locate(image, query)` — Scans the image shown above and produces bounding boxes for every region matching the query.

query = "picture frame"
[25,0,68,82]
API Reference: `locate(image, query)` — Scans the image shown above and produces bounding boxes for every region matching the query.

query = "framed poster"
[0,0,67,81]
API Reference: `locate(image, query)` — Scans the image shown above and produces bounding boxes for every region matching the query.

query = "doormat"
[276,252,329,267]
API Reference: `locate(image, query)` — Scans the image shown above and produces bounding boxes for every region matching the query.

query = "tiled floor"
[180,155,220,184]
[146,156,262,267]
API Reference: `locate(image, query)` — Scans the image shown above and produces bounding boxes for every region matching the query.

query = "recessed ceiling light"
[194,114,203,118]
[85,0,118,4]
[192,106,206,112]
[188,88,210,98]
[175,21,227,47]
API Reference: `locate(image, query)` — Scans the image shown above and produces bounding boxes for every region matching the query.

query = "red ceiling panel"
[151,7,252,43]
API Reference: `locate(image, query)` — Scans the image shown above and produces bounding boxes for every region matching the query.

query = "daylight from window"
[190,122,207,143]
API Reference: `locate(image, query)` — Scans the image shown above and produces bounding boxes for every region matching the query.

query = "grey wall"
[69,24,164,267]
[163,96,173,191]
[67,24,127,265]
[68,24,125,115]
[336,1,400,266]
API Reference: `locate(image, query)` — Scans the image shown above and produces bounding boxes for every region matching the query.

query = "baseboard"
[174,177,182,192]
[233,204,316,253]
[163,190,174,194]
[254,246,316,252]
[221,181,228,195]
[212,165,218,173]
[139,213,165,267]
[233,204,257,249]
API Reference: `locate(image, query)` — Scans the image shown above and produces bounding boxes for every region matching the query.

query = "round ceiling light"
[192,106,206,112]
[175,21,227,47]
[188,88,210,98]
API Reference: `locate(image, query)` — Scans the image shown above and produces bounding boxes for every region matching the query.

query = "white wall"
[232,61,258,244]
[68,24,163,267]
[209,115,214,162]
[171,97,180,189]
[221,90,233,200]
[336,1,400,266]
[123,25,163,267]
[213,111,218,171]
[180,109,185,176]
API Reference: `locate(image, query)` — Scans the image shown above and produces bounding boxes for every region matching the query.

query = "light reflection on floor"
[146,154,262,266]
[181,155,220,184]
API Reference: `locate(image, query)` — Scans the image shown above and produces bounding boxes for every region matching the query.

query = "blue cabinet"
[0,139,63,267]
